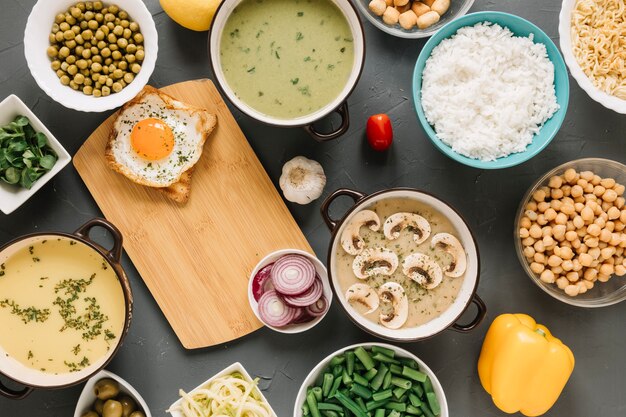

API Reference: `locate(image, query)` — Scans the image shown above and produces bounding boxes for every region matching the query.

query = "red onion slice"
[282,278,324,307]
[252,263,275,302]
[291,308,313,324]
[257,290,297,327]
[306,296,328,317]
[271,254,316,296]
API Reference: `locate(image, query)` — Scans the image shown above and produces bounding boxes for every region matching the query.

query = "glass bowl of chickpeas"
[515,158,626,307]
[355,0,475,39]
[74,370,151,417]
[24,0,158,112]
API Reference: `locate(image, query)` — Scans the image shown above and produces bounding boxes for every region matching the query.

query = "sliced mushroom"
[345,283,380,314]
[340,210,381,255]
[383,213,431,244]
[402,253,443,289]
[378,282,408,329]
[431,233,467,277]
[352,248,399,279]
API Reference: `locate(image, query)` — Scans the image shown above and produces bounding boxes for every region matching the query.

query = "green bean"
[406,405,423,415]
[412,383,424,399]
[322,374,334,398]
[391,376,412,390]
[366,399,390,411]
[307,391,322,417]
[382,370,392,390]
[352,373,368,387]
[372,389,392,402]
[318,403,343,412]
[372,352,400,365]
[426,392,440,416]
[363,368,378,381]
[333,365,344,378]
[328,377,343,399]
[374,409,386,417]
[423,376,433,393]
[331,355,346,367]
[349,384,372,400]
[419,404,435,417]
[371,345,395,358]
[409,393,422,407]
[402,366,427,383]
[346,351,355,376]
[389,364,403,375]
[354,362,365,372]
[393,387,407,400]
[399,358,418,369]
[370,364,389,391]
[388,410,401,417]
[354,347,375,371]
[384,402,406,412]
[302,403,310,416]
[335,392,368,417]
[313,387,323,402]
[342,369,353,386]
[322,411,340,417]
[356,397,368,413]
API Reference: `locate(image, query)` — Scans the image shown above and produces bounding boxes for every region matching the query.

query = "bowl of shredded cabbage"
[167,362,277,417]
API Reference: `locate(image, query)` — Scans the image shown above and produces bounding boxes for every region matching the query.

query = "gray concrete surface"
[1,0,625,416]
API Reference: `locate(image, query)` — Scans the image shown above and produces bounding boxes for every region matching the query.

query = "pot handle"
[304,102,350,142]
[0,379,32,400]
[74,217,124,263]
[320,188,367,231]
[451,294,486,333]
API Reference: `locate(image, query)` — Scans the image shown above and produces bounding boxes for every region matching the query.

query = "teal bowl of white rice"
[412,11,569,169]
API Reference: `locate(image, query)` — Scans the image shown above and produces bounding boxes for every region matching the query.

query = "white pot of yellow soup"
[0,218,132,399]
[321,188,486,342]
[209,0,365,140]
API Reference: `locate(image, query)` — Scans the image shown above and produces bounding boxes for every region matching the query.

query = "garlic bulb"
[279,156,326,204]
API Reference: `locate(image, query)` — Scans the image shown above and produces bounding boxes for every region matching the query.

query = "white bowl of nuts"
[24,0,158,112]
[355,0,475,38]
[515,158,626,307]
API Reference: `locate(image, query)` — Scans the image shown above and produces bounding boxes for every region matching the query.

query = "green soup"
[220,0,355,119]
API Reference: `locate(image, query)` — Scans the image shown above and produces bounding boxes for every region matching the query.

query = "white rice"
[420,22,559,161]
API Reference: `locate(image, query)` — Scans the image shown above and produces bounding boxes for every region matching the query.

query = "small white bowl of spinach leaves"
[0,94,71,214]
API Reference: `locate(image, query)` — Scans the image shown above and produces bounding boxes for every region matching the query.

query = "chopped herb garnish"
[27,351,33,360]
[296,32,304,41]
[327,64,335,70]
[340,47,346,53]
[64,356,90,372]
[72,344,81,355]
[298,86,311,97]
[258,91,264,97]
[297,11,304,16]
[275,51,280,59]
[0,299,50,323]
[290,78,299,85]
[304,56,312,62]
[247,67,256,73]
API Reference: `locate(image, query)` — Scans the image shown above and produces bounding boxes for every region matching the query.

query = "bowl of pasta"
[559,0,626,113]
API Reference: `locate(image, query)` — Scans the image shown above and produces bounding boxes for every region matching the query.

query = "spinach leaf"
[0,116,57,189]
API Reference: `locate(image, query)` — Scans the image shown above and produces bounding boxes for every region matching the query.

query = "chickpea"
[549,175,563,189]
[530,262,545,274]
[562,260,574,271]
[587,223,601,236]
[540,269,556,284]
[601,247,616,259]
[555,213,568,225]
[566,271,579,282]
[615,184,625,195]
[570,185,583,198]
[564,284,580,297]
[615,264,626,276]
[548,255,562,267]
[551,265,564,275]
[536,214,548,226]
[551,188,564,200]
[523,246,535,258]
[584,268,598,281]
[533,189,546,202]
[564,168,577,183]
[543,235,555,248]
[616,197,625,209]
[565,230,577,242]
[556,276,568,289]
[597,273,610,282]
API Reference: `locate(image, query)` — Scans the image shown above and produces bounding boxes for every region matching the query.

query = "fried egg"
[106,86,217,188]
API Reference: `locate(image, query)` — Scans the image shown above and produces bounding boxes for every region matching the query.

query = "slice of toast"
[105,85,217,204]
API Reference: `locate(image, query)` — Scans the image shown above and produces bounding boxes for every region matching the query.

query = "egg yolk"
[130,118,175,160]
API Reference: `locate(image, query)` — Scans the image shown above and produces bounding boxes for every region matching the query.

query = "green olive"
[102,400,123,417]
[94,378,120,400]
[128,412,146,417]
[81,411,99,417]
[118,396,137,417]
[94,398,105,415]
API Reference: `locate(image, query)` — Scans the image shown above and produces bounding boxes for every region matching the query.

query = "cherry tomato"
[366,114,393,151]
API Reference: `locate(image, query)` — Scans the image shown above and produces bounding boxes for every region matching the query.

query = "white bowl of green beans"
[294,343,448,417]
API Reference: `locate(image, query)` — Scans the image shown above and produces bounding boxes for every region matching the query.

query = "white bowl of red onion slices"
[248,249,333,333]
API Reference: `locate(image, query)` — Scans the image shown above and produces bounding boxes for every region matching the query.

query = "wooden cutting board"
[74,79,312,349]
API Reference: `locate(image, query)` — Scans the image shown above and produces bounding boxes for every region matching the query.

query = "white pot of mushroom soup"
[0,218,132,400]
[321,188,486,341]
[208,0,365,141]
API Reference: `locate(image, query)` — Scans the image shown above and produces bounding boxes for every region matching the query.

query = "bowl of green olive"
[74,370,151,417]
[24,0,158,112]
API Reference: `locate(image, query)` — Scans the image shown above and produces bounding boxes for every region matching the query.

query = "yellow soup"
[220,0,355,119]
[0,237,125,374]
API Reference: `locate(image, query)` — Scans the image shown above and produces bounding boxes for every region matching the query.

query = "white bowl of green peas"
[294,343,448,417]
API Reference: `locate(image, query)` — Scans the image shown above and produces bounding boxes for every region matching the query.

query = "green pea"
[76,2,86,12]
[118,61,127,70]
[111,50,122,60]
[80,20,89,30]
[104,13,115,22]
[67,64,78,75]
[91,62,102,72]
[75,34,84,44]
[83,85,93,95]
[93,88,102,97]
[72,25,81,34]
[88,20,99,30]
[69,80,79,90]
[82,29,93,40]
[82,49,92,59]
[105,77,113,87]
[55,13,66,24]
[65,55,76,65]
[112,69,123,79]
[61,61,69,71]
[90,46,99,55]
[135,49,144,61]
[65,40,77,49]
[112,82,123,93]
[121,20,130,29]
[125,54,135,63]
[66,15,76,25]
[60,75,70,85]
[107,33,117,43]
[117,38,128,49]
[58,46,70,58]
[59,22,70,31]
[104,57,112,65]
[47,46,58,58]
[133,33,143,44]
[92,55,102,63]
[131,63,141,74]
[94,1,103,11]
[129,22,139,32]
[56,69,66,78]
[51,60,61,70]
[97,40,107,49]
[102,86,111,96]
[113,25,123,36]
[70,7,82,18]
[123,72,134,84]
[74,73,85,84]
[95,13,104,23]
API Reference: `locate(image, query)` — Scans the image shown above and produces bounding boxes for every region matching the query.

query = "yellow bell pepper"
[477,314,575,416]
